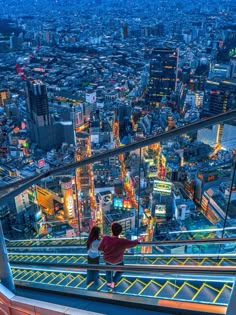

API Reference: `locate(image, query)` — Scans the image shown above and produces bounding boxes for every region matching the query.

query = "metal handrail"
[1,109,236,204]
[8,252,236,259]
[6,236,236,247]
[11,262,236,275]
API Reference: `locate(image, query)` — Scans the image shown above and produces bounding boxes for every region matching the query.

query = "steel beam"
[0,222,15,292]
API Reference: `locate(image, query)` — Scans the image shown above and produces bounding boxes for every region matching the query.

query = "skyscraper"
[26,79,50,127]
[123,25,128,39]
[147,48,178,107]
[26,79,55,150]
[206,79,236,115]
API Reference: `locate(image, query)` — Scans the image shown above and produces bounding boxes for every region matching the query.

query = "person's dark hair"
[87,226,101,250]
[111,222,122,236]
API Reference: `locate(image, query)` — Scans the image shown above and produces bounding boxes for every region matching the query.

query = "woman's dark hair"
[111,222,122,236]
[87,226,101,250]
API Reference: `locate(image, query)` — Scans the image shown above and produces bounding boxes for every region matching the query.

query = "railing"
[5,236,236,258]
[11,261,236,315]
[10,261,236,275]
[6,235,236,246]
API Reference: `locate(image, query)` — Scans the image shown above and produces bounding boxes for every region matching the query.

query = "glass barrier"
[139,123,236,245]
[6,238,236,268]
[1,113,236,314]
[0,114,236,247]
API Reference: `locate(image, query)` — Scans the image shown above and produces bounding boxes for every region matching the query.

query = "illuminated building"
[205,79,236,115]
[209,63,231,79]
[147,48,178,107]
[200,184,236,224]
[195,169,231,205]
[184,90,204,110]
[97,191,112,211]
[61,177,75,219]
[35,185,63,216]
[0,89,9,106]
[151,180,173,221]
[103,197,136,234]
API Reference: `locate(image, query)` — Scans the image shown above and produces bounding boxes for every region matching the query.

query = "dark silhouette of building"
[26,79,51,126]
[206,79,236,115]
[117,103,131,139]
[147,48,178,107]
[123,25,128,39]
[26,79,55,150]
[26,79,74,151]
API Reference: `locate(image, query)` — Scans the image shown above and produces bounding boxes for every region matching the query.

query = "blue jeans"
[87,256,99,284]
[105,261,124,284]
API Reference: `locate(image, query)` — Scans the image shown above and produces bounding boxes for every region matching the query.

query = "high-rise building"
[147,48,178,107]
[26,80,75,151]
[117,103,131,139]
[123,25,128,39]
[206,79,236,115]
[26,79,56,150]
[61,177,75,219]
[26,79,51,127]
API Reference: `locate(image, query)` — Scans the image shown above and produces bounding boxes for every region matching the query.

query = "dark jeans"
[105,261,124,284]
[87,256,99,285]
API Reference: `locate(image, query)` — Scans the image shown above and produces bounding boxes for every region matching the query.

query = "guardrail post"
[0,222,15,292]
[226,277,236,315]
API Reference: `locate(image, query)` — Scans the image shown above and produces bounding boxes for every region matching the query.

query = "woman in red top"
[98,222,143,289]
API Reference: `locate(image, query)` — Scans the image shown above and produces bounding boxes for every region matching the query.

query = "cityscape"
[0,0,236,246]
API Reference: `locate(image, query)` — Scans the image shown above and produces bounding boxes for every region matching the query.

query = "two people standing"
[86,223,143,289]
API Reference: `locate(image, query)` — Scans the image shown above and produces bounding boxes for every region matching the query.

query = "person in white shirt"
[86,226,101,285]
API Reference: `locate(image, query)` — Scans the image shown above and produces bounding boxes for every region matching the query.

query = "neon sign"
[229,48,236,58]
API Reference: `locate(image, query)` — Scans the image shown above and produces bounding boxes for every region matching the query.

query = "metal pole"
[72,106,81,240]
[136,148,142,237]
[222,160,236,239]
[0,221,15,292]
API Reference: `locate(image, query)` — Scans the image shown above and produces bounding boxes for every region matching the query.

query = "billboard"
[153,180,172,194]
[64,194,74,218]
[114,198,132,209]
[61,178,75,219]
[114,198,123,208]
[100,193,112,206]
[15,192,30,213]
[147,173,158,178]
[155,205,166,217]
[38,159,45,168]
[123,199,132,208]
[86,91,96,104]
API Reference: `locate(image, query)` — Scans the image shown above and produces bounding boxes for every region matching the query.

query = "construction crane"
[15,45,41,80]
